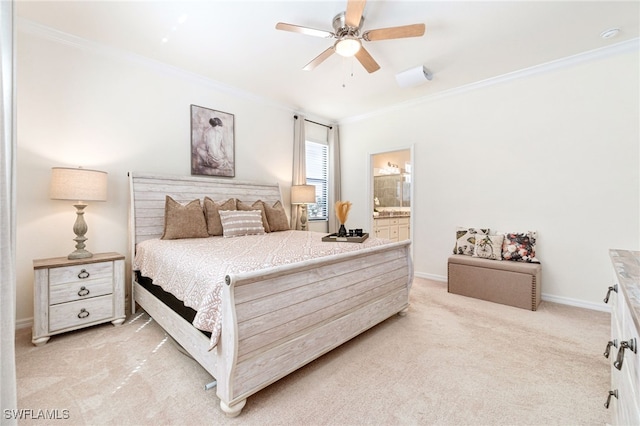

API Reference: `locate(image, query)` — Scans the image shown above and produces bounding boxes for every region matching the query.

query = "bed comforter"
[133,230,390,349]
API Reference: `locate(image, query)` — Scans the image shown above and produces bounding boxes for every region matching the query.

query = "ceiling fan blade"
[276,22,334,38]
[354,46,380,73]
[303,47,335,71]
[363,23,425,41]
[345,0,366,28]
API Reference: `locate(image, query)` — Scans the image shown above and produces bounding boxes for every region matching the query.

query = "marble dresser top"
[610,249,640,331]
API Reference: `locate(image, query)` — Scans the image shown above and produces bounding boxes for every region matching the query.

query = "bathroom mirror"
[372,149,412,211]
[374,174,410,207]
[370,148,413,244]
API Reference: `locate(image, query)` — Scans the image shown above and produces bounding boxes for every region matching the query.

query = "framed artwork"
[191,104,235,177]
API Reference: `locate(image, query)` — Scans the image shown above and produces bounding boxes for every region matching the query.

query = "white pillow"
[219,210,265,238]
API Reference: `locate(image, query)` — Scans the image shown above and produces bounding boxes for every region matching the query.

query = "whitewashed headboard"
[128,172,283,250]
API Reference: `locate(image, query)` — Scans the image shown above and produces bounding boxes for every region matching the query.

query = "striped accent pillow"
[219,210,265,238]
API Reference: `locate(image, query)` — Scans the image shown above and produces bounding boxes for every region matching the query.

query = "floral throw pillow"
[453,227,490,256]
[502,231,540,263]
[473,234,504,261]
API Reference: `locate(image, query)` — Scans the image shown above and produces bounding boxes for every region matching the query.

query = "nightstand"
[32,252,125,346]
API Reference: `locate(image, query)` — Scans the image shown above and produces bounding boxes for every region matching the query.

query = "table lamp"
[50,167,108,259]
[291,184,315,231]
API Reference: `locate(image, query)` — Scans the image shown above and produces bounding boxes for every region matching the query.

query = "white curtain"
[0,1,18,424]
[291,115,306,230]
[328,125,341,234]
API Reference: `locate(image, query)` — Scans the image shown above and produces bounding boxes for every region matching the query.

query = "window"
[305,140,328,220]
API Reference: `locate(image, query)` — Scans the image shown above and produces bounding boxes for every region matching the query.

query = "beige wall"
[340,48,639,308]
[373,150,411,175]
[15,27,300,325]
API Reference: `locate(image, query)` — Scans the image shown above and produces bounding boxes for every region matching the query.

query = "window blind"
[305,141,328,220]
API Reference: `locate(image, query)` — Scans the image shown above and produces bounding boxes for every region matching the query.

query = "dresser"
[373,216,410,242]
[32,252,126,346]
[604,249,640,424]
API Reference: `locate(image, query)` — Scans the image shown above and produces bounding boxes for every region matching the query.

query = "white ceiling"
[16,1,640,122]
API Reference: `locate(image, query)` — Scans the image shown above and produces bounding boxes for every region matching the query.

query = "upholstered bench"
[447,255,542,311]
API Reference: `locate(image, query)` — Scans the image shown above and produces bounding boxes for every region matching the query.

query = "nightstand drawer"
[49,295,114,332]
[33,252,125,346]
[49,279,113,305]
[49,262,113,286]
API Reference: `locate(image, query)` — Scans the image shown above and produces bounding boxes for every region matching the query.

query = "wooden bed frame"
[128,172,413,417]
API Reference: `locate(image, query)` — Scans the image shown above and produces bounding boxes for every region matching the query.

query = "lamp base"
[68,203,93,259]
[300,205,308,231]
[68,248,93,260]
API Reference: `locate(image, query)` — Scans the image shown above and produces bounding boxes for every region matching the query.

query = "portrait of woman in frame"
[191,104,235,177]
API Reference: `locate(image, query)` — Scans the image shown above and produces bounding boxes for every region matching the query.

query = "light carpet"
[14,278,611,425]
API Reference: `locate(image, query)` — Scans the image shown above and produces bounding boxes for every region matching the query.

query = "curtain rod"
[294,115,333,130]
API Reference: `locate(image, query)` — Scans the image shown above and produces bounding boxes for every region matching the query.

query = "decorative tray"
[322,233,369,243]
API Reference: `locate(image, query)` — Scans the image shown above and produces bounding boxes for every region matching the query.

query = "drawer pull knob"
[78,269,90,279]
[603,284,618,303]
[604,389,618,409]
[77,308,90,319]
[604,340,617,358]
[77,286,90,297]
[613,338,637,370]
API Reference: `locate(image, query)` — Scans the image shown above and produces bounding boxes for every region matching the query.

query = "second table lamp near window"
[291,184,315,231]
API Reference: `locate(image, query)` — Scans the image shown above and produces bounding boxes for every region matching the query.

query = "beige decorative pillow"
[161,196,208,240]
[264,200,290,232]
[203,197,236,236]
[219,210,265,238]
[236,199,271,233]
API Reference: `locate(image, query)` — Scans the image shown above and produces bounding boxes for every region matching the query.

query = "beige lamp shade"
[50,167,108,202]
[291,184,315,204]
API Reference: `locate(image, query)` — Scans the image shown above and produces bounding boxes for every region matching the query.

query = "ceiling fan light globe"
[335,38,361,57]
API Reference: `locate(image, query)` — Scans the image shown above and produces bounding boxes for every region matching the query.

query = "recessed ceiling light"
[600,28,620,39]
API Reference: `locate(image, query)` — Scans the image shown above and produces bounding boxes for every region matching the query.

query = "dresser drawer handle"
[604,340,617,358]
[604,389,618,409]
[77,308,90,319]
[77,286,90,297]
[613,338,637,370]
[78,269,90,279]
[603,284,618,303]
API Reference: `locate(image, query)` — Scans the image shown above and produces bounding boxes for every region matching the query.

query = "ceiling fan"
[275,0,425,74]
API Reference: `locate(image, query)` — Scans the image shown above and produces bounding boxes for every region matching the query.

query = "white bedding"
[133,230,390,349]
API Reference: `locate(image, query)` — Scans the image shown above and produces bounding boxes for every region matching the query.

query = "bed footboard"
[216,240,412,416]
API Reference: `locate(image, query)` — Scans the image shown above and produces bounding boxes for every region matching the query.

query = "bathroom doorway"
[369,147,413,245]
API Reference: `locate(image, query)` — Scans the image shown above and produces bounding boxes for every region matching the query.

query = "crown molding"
[17,18,638,127]
[17,18,295,114]
[341,37,640,125]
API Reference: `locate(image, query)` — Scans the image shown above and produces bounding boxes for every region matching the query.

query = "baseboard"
[413,271,611,313]
[541,293,610,313]
[16,317,33,330]
[414,271,447,282]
